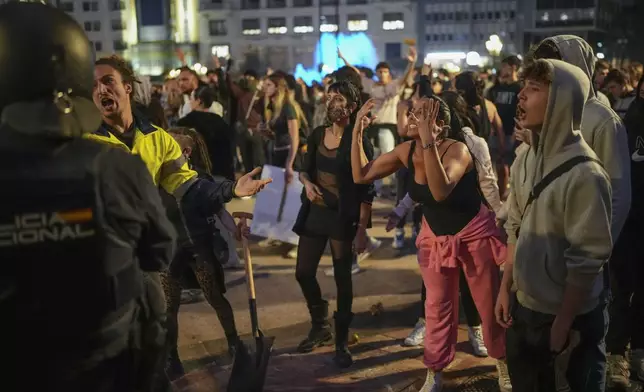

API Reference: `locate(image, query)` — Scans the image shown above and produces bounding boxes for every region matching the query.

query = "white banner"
[250,165,303,246]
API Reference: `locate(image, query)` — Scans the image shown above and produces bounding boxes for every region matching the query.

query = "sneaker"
[631,349,644,382]
[357,237,381,263]
[258,238,281,248]
[223,253,245,270]
[285,246,298,259]
[403,318,425,347]
[496,359,512,392]
[467,326,488,357]
[393,228,405,249]
[419,370,443,392]
[607,354,631,389]
[325,261,361,277]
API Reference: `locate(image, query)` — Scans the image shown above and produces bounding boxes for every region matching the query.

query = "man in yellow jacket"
[88,55,270,203]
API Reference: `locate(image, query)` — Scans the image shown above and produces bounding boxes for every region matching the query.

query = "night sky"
[139,0,164,26]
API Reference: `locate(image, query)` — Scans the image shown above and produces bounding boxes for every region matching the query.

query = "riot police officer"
[0,2,176,391]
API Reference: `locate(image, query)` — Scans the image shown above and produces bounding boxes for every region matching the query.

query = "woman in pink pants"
[350,94,510,392]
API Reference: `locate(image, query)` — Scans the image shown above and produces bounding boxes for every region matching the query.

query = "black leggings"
[295,235,354,314]
[420,270,481,326]
[161,244,238,355]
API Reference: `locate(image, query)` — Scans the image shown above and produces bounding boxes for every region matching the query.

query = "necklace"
[328,127,343,139]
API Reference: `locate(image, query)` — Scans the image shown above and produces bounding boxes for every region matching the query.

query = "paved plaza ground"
[172,197,504,392]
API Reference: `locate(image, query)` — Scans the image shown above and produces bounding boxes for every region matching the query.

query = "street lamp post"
[485,34,503,67]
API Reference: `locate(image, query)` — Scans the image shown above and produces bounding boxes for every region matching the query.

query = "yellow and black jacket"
[86,114,236,205]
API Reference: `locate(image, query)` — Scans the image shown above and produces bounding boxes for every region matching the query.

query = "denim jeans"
[370,125,396,194]
[506,294,609,392]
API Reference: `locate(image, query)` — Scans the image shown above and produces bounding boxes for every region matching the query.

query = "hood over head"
[535,35,597,100]
[533,59,590,160]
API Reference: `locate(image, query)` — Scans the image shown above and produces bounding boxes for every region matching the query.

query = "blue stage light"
[294,32,378,84]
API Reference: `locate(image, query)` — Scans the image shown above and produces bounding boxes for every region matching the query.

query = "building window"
[268,17,287,34]
[113,40,127,51]
[111,1,125,11]
[82,1,99,11]
[320,0,339,5]
[111,20,126,31]
[60,1,73,12]
[294,16,314,34]
[241,0,260,9]
[241,18,261,35]
[347,0,367,4]
[320,15,338,33]
[293,0,312,6]
[495,11,501,19]
[84,21,101,31]
[382,12,404,31]
[211,45,230,58]
[385,43,401,60]
[95,41,103,52]
[267,0,286,8]
[347,13,368,32]
[209,20,227,36]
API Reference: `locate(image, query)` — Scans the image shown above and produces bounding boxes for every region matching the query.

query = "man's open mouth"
[100,97,116,111]
[517,105,526,121]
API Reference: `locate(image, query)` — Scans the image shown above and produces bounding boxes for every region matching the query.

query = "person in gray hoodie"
[530,34,634,389]
[530,34,631,244]
[496,59,613,391]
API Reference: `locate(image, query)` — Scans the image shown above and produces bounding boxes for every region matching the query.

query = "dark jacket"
[177,110,236,181]
[293,125,376,234]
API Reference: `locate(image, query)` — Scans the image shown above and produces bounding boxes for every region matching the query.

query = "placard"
[250,165,303,246]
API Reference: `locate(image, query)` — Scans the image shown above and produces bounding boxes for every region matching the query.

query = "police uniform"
[0,3,176,391]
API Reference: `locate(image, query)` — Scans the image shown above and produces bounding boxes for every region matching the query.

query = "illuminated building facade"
[416,0,520,70]
[199,0,417,79]
[520,0,624,57]
[55,0,199,76]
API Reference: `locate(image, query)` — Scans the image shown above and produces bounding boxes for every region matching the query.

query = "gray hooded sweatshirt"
[536,35,631,240]
[505,59,613,316]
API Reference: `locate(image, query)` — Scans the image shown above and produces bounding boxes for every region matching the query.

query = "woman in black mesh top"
[292,81,375,368]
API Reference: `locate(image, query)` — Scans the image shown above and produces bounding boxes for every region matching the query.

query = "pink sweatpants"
[419,239,506,371]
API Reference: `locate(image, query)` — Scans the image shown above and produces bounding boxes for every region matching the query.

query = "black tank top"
[407,140,482,236]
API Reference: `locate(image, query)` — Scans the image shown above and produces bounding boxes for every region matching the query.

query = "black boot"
[165,347,185,381]
[297,300,333,353]
[333,311,354,368]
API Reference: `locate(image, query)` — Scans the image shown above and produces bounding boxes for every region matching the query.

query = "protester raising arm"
[414,98,473,201]
[351,98,407,184]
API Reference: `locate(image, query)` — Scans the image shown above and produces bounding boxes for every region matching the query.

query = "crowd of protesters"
[6,3,641,390]
[144,35,643,392]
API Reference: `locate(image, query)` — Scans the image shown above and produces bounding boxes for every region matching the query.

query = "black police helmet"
[0,1,100,135]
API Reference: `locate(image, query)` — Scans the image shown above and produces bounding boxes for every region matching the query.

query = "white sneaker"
[467,326,488,357]
[631,349,644,382]
[496,359,512,392]
[325,261,361,277]
[419,370,443,392]
[258,238,281,248]
[357,237,381,262]
[285,246,298,259]
[403,318,425,347]
[393,228,405,249]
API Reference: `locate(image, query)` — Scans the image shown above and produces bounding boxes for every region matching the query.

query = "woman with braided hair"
[159,127,245,380]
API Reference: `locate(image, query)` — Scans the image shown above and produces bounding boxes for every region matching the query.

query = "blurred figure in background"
[604,68,636,119]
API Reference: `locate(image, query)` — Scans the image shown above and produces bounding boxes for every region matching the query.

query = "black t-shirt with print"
[487,82,521,136]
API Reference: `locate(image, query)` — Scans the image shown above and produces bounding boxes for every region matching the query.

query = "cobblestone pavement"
[171,198,502,392]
